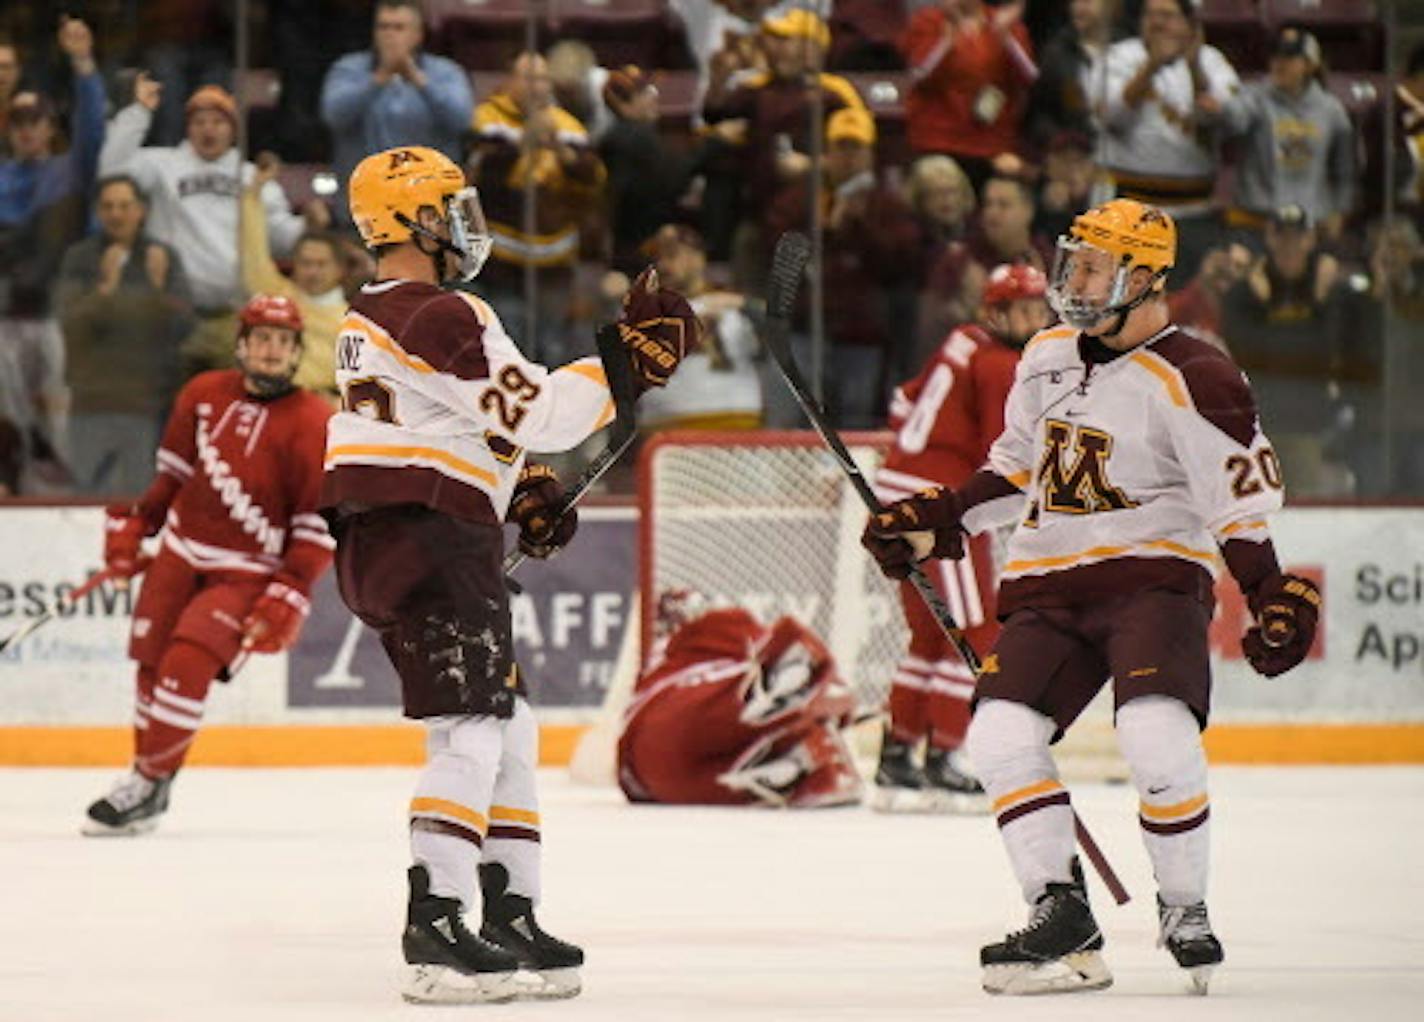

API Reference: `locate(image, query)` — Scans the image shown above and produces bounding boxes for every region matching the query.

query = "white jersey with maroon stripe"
[322,279,614,523]
[971,324,1282,611]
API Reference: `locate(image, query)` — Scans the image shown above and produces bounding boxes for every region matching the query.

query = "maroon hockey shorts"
[330,504,520,719]
[972,588,1213,739]
[129,548,266,669]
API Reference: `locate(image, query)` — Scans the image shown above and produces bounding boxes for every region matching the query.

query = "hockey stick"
[503,322,640,589]
[0,558,150,656]
[761,232,1130,905]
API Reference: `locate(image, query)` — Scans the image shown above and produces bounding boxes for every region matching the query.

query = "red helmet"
[982,263,1047,307]
[238,293,304,335]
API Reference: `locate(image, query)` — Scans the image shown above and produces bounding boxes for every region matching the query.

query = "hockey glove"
[241,577,311,654]
[860,487,966,580]
[509,463,577,559]
[618,266,697,391]
[103,505,150,579]
[1241,573,1320,678]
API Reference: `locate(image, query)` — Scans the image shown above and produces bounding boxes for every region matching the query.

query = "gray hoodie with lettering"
[1221,77,1355,223]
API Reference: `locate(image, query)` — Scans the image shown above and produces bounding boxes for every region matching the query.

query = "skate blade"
[983,951,1113,995]
[1187,964,1215,995]
[81,816,160,838]
[869,786,931,814]
[922,789,991,816]
[401,963,518,1004]
[512,966,581,1000]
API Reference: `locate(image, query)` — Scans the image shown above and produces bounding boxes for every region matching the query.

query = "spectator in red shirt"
[899,0,1037,194]
[1167,240,1252,353]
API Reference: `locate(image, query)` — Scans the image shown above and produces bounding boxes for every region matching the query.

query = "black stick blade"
[768,232,811,320]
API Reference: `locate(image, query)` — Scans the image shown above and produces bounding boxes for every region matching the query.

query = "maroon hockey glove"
[103,505,149,579]
[241,577,311,654]
[509,463,577,559]
[1241,573,1320,678]
[618,266,697,391]
[859,488,966,580]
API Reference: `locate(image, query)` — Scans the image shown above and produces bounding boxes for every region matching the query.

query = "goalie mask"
[236,294,304,397]
[1047,199,1176,331]
[348,146,492,282]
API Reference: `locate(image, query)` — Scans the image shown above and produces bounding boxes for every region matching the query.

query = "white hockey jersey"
[320,279,614,523]
[962,324,1282,614]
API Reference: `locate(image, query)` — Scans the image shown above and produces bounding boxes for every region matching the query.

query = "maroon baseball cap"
[8,91,55,125]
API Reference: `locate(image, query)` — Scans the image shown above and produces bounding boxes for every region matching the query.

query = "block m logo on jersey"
[1026,419,1137,525]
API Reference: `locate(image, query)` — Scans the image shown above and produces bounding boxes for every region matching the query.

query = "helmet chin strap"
[395,212,466,283]
[1088,267,1168,340]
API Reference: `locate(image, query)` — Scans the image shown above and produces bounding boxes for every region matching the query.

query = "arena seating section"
[237,0,1390,217]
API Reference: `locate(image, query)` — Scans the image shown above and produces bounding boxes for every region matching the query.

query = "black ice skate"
[478,862,584,1000]
[82,771,172,836]
[980,859,1112,995]
[870,729,928,813]
[1157,896,1224,995]
[401,864,519,1004]
[922,747,989,815]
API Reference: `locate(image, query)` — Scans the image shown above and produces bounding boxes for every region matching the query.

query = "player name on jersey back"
[321,279,614,524]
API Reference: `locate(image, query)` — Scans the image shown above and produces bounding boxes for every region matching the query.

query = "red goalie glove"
[1242,573,1320,678]
[860,487,966,579]
[618,266,697,391]
[241,579,311,654]
[508,463,578,559]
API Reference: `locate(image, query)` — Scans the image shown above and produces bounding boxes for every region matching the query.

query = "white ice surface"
[1,767,1421,1021]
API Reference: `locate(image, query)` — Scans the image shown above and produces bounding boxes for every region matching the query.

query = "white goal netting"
[569,430,1124,785]
[638,431,907,713]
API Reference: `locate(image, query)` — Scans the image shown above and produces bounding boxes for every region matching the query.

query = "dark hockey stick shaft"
[503,322,640,584]
[0,558,147,656]
[762,232,1130,906]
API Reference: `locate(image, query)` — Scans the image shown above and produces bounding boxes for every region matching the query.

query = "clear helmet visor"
[1047,236,1133,329]
[445,187,493,281]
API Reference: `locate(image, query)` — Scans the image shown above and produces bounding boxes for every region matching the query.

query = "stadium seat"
[547,1,693,70]
[1198,0,1270,71]
[1262,0,1385,71]
[427,0,533,70]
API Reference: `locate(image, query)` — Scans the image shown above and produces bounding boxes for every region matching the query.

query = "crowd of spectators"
[0,1,1419,500]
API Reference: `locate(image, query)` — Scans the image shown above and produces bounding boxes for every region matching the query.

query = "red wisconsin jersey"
[155,370,335,576]
[876,324,1020,499]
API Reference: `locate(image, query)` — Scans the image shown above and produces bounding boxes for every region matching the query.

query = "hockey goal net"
[569,430,1123,783]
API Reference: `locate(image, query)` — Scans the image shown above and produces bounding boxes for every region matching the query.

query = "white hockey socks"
[965,699,1076,905]
[409,715,503,911]
[483,700,544,906]
[1116,696,1210,907]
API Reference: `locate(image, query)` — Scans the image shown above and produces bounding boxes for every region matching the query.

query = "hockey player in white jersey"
[321,146,694,1003]
[862,199,1321,995]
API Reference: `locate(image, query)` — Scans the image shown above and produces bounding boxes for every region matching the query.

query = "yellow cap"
[827,107,876,146]
[762,8,832,49]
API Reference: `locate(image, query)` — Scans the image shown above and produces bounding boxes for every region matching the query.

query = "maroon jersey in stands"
[155,370,334,577]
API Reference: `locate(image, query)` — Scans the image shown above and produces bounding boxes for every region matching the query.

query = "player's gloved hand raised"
[1242,573,1320,678]
[618,266,697,391]
[859,487,966,580]
[509,463,577,559]
[241,577,311,654]
[103,504,149,579]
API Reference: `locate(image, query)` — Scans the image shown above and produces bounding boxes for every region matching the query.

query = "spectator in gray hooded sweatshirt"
[1220,26,1355,243]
